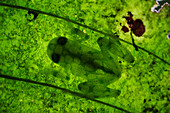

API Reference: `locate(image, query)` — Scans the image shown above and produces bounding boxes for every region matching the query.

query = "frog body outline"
[47,36,134,98]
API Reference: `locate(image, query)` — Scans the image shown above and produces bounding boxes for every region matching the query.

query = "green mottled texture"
[0,0,169,112]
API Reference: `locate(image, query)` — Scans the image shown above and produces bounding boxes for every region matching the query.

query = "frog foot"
[78,82,121,98]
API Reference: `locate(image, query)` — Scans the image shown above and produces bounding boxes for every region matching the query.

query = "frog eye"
[57,37,68,45]
[51,53,60,63]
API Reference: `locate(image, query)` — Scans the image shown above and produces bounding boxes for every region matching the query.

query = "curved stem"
[0,74,131,113]
[130,30,138,51]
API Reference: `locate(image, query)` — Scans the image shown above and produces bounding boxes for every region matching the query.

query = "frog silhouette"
[47,36,134,98]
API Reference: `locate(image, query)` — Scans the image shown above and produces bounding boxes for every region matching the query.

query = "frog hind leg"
[78,81,121,98]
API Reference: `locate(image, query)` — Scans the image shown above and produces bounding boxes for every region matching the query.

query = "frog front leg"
[97,37,135,63]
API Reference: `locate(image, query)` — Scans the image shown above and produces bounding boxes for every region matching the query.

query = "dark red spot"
[121,26,129,33]
[132,19,145,37]
[123,12,145,37]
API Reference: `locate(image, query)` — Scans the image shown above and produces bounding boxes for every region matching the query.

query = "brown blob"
[132,19,145,37]
[121,26,129,33]
[123,12,145,37]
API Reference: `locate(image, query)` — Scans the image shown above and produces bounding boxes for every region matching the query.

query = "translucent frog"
[47,36,134,98]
